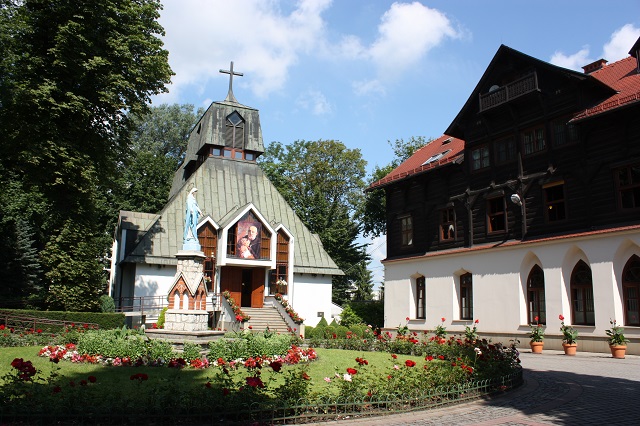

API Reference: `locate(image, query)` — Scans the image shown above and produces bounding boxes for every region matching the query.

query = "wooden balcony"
[479,72,539,112]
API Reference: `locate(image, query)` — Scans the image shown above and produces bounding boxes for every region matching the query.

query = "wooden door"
[220,266,242,304]
[251,269,265,308]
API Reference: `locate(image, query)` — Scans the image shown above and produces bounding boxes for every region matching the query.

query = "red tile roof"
[572,56,640,121]
[369,135,464,189]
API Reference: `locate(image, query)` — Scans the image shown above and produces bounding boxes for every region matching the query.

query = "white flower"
[474,348,482,355]
[343,373,352,382]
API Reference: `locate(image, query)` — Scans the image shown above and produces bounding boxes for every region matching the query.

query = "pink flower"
[324,377,331,383]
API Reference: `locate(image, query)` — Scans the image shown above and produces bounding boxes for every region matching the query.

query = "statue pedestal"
[163,309,209,332]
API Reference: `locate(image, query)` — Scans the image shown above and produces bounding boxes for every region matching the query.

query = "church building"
[108,63,343,329]
[372,38,640,354]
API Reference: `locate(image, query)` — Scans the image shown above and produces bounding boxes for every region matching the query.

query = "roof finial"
[220,61,243,103]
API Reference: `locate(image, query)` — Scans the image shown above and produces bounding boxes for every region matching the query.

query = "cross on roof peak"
[220,61,243,103]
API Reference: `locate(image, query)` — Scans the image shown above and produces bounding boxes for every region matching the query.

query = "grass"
[0,345,425,394]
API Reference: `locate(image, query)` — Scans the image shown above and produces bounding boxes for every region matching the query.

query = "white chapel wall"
[291,273,333,327]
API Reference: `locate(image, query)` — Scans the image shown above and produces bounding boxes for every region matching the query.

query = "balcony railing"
[116,296,167,315]
[479,72,538,112]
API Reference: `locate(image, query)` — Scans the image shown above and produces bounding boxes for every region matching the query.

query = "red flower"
[438,355,445,360]
[80,380,88,386]
[270,361,282,372]
[405,360,416,367]
[246,376,265,388]
[205,381,212,388]
[130,373,148,381]
[534,316,539,322]
[391,354,397,359]
[0,325,4,330]
[88,376,97,383]
[405,317,410,321]
[248,325,253,329]
[474,319,479,324]
[346,367,358,375]
[559,314,565,321]
[222,388,230,396]
[426,355,433,361]
[53,386,62,393]
[302,372,310,380]
[441,317,445,322]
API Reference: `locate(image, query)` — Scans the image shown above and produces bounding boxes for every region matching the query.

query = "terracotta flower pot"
[530,341,544,354]
[562,342,577,356]
[610,345,627,359]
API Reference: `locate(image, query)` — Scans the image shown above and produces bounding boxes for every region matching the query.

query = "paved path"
[311,349,640,425]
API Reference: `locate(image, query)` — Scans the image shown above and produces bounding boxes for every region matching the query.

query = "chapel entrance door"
[220,266,264,308]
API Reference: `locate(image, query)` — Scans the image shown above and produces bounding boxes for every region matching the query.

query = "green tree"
[349,261,374,301]
[115,104,202,213]
[259,140,370,305]
[0,0,173,310]
[362,137,430,237]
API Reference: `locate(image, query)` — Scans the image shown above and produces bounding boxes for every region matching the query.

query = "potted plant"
[606,319,629,359]
[529,316,545,353]
[559,314,578,355]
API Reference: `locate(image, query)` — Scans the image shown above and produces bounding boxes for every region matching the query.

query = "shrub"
[76,327,150,359]
[348,300,384,329]
[99,295,116,313]
[329,319,339,327]
[207,331,295,361]
[316,317,329,327]
[338,305,363,327]
[182,342,202,362]
[0,309,124,331]
[156,307,168,328]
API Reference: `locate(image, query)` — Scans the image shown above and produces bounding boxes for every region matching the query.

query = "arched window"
[622,255,640,326]
[416,277,426,319]
[570,260,594,325]
[460,273,473,320]
[527,265,545,324]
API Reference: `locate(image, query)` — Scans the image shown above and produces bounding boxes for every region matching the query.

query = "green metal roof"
[123,156,343,275]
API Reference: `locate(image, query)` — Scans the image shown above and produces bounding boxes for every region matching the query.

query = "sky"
[153,0,640,288]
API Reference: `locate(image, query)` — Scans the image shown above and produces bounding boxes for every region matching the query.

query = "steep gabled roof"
[368,135,464,190]
[122,156,343,275]
[445,44,614,138]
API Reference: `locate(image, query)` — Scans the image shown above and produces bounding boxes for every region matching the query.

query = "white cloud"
[603,24,640,62]
[352,79,386,96]
[367,2,460,79]
[550,47,592,71]
[550,23,640,72]
[158,0,332,99]
[296,89,333,116]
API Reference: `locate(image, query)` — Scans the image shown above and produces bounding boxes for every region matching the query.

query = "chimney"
[582,59,608,74]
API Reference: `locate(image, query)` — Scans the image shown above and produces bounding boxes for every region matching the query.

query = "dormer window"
[422,150,451,166]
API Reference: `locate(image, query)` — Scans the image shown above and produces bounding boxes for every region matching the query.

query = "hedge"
[0,309,125,331]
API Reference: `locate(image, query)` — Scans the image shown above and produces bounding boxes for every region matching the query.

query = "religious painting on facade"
[235,212,262,259]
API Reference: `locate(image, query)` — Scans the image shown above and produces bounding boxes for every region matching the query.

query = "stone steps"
[243,307,290,334]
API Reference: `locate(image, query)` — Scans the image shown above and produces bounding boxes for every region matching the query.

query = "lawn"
[0,332,517,424]
[0,345,424,392]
